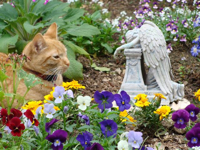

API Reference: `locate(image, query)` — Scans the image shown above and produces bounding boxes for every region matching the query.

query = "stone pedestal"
[119,48,169,105]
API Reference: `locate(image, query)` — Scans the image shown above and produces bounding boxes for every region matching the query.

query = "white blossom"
[77,96,91,111]
[117,140,129,150]
[102,8,108,14]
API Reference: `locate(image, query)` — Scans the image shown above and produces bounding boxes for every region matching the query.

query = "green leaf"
[0,3,18,20]
[21,142,31,150]
[64,40,91,60]
[65,124,76,133]
[0,35,18,53]
[101,43,113,53]
[63,46,83,80]
[91,63,110,72]
[78,125,94,130]
[64,8,85,22]
[23,21,44,34]
[0,70,8,82]
[67,23,100,37]
[91,10,101,21]
[0,20,7,30]
[0,91,4,102]
[15,40,29,54]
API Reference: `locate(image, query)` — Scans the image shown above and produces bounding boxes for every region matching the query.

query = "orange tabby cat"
[0,23,70,108]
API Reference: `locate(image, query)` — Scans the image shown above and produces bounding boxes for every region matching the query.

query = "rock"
[161,114,174,129]
[174,127,187,134]
[170,98,190,111]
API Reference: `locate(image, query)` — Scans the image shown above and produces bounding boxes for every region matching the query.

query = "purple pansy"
[78,112,90,125]
[185,104,200,121]
[63,106,69,113]
[127,131,143,148]
[193,18,200,27]
[166,23,172,31]
[167,43,173,53]
[136,9,144,18]
[94,91,114,111]
[99,119,118,138]
[142,6,149,14]
[45,118,59,134]
[194,123,200,128]
[171,25,178,34]
[46,129,67,150]
[53,86,65,103]
[182,19,188,27]
[172,109,189,129]
[86,143,104,150]
[180,35,186,42]
[196,1,200,9]
[173,34,179,41]
[64,89,74,98]
[76,131,93,150]
[186,127,200,147]
[114,91,131,111]
[133,146,154,150]
[153,2,158,9]
[191,45,200,57]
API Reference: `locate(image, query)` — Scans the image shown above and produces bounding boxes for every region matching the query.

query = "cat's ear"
[44,23,58,40]
[32,33,47,53]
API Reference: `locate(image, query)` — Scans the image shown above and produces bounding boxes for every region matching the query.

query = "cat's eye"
[53,55,60,59]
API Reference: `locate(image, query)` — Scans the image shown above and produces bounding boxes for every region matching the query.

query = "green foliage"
[0,0,102,80]
[65,10,118,55]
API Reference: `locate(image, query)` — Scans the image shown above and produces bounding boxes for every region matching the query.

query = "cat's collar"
[23,67,57,82]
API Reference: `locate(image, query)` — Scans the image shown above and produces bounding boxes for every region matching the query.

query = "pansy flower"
[186,127,200,147]
[114,91,131,111]
[185,104,200,121]
[46,129,68,150]
[45,118,59,134]
[171,25,178,34]
[173,34,179,41]
[180,35,186,42]
[43,103,56,118]
[53,86,65,103]
[127,131,143,148]
[166,23,172,31]
[136,9,144,18]
[87,143,104,150]
[153,2,158,9]
[196,1,200,9]
[172,109,189,129]
[99,119,118,137]
[94,91,114,111]
[76,131,93,150]
[24,109,39,126]
[78,112,90,125]
[117,140,129,150]
[77,96,91,111]
[182,19,188,27]
[154,105,171,120]
[8,117,25,137]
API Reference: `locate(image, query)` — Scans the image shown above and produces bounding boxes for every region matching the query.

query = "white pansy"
[117,140,129,150]
[92,0,99,3]
[120,132,129,141]
[77,96,91,111]
[111,19,119,27]
[43,103,56,118]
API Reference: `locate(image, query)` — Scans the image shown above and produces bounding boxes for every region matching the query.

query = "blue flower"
[191,45,200,57]
[45,118,59,134]
[192,36,200,44]
[172,109,189,129]
[53,86,65,103]
[43,103,56,118]
[87,143,104,150]
[76,131,93,150]
[78,112,90,125]
[127,131,143,148]
[185,104,200,122]
[99,119,118,137]
[94,91,114,111]
[46,129,67,150]
[114,91,131,111]
[186,127,200,147]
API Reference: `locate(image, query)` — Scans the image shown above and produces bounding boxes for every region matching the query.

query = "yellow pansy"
[134,100,151,107]
[44,91,54,101]
[154,105,171,120]
[119,110,136,125]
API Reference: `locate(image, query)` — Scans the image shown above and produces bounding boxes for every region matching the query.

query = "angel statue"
[114,20,184,102]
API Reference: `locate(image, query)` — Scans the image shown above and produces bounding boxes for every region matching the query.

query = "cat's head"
[23,23,70,76]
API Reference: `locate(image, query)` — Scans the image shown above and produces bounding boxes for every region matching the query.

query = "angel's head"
[125,28,139,42]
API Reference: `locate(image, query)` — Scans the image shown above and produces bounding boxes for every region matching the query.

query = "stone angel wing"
[139,21,173,95]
